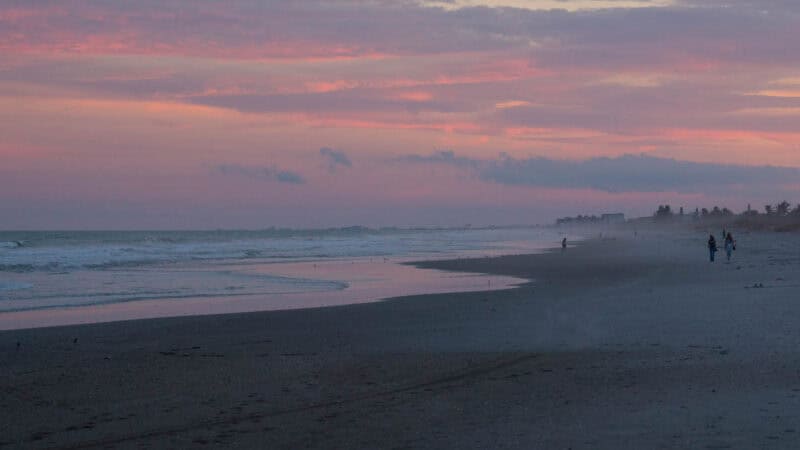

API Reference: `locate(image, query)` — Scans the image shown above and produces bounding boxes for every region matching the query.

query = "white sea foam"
[0,241,23,249]
[0,281,33,292]
[0,228,556,272]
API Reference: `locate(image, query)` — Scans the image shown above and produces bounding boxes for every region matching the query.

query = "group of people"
[561,231,736,262]
[708,228,736,262]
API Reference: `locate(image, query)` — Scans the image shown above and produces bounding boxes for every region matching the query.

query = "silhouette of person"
[561,237,567,251]
[724,232,735,261]
[708,234,718,262]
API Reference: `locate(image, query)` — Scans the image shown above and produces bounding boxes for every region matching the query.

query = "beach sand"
[3,229,800,449]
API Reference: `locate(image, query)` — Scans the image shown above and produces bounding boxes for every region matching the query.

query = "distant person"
[724,232,736,261]
[708,234,718,262]
[561,237,567,251]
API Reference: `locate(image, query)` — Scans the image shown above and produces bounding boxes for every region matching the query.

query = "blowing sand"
[3,229,800,449]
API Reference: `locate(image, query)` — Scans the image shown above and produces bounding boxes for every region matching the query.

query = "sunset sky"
[2,0,799,229]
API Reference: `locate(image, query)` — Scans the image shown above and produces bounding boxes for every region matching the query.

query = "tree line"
[654,201,800,219]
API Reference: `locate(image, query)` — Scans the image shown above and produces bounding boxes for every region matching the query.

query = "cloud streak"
[216,164,306,184]
[400,152,800,193]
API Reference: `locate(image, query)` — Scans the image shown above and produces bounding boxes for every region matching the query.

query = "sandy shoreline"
[4,230,800,448]
[0,258,528,331]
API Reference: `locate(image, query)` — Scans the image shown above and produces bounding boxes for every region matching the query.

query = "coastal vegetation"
[650,201,800,231]
[558,201,800,231]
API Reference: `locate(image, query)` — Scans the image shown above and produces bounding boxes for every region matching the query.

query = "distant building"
[601,213,625,224]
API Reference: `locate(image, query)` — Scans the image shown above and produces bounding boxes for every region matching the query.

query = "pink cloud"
[3,1,800,228]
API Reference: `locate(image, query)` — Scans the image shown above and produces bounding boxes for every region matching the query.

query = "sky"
[1,0,799,229]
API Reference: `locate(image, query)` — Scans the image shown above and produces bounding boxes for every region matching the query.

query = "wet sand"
[3,230,800,449]
[0,259,526,331]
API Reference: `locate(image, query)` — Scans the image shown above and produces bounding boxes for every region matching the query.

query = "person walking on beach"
[708,234,718,262]
[561,237,567,251]
[724,232,735,261]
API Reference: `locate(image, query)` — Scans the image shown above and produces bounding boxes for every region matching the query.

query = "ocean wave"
[83,259,166,270]
[0,263,52,273]
[0,241,25,249]
[0,227,555,273]
[0,281,33,292]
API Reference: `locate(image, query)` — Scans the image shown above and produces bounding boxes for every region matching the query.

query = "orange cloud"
[0,26,394,61]
[495,100,532,109]
[302,115,487,135]
[390,91,434,102]
[748,89,800,98]
[662,127,800,144]
[305,80,361,93]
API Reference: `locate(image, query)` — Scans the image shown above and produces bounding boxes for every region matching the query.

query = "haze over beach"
[4,1,800,449]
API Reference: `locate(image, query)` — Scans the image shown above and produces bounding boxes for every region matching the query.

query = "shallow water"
[0,227,559,329]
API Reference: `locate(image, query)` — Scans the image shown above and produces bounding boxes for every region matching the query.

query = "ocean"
[0,227,562,329]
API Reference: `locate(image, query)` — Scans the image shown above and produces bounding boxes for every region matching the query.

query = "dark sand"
[3,231,800,449]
